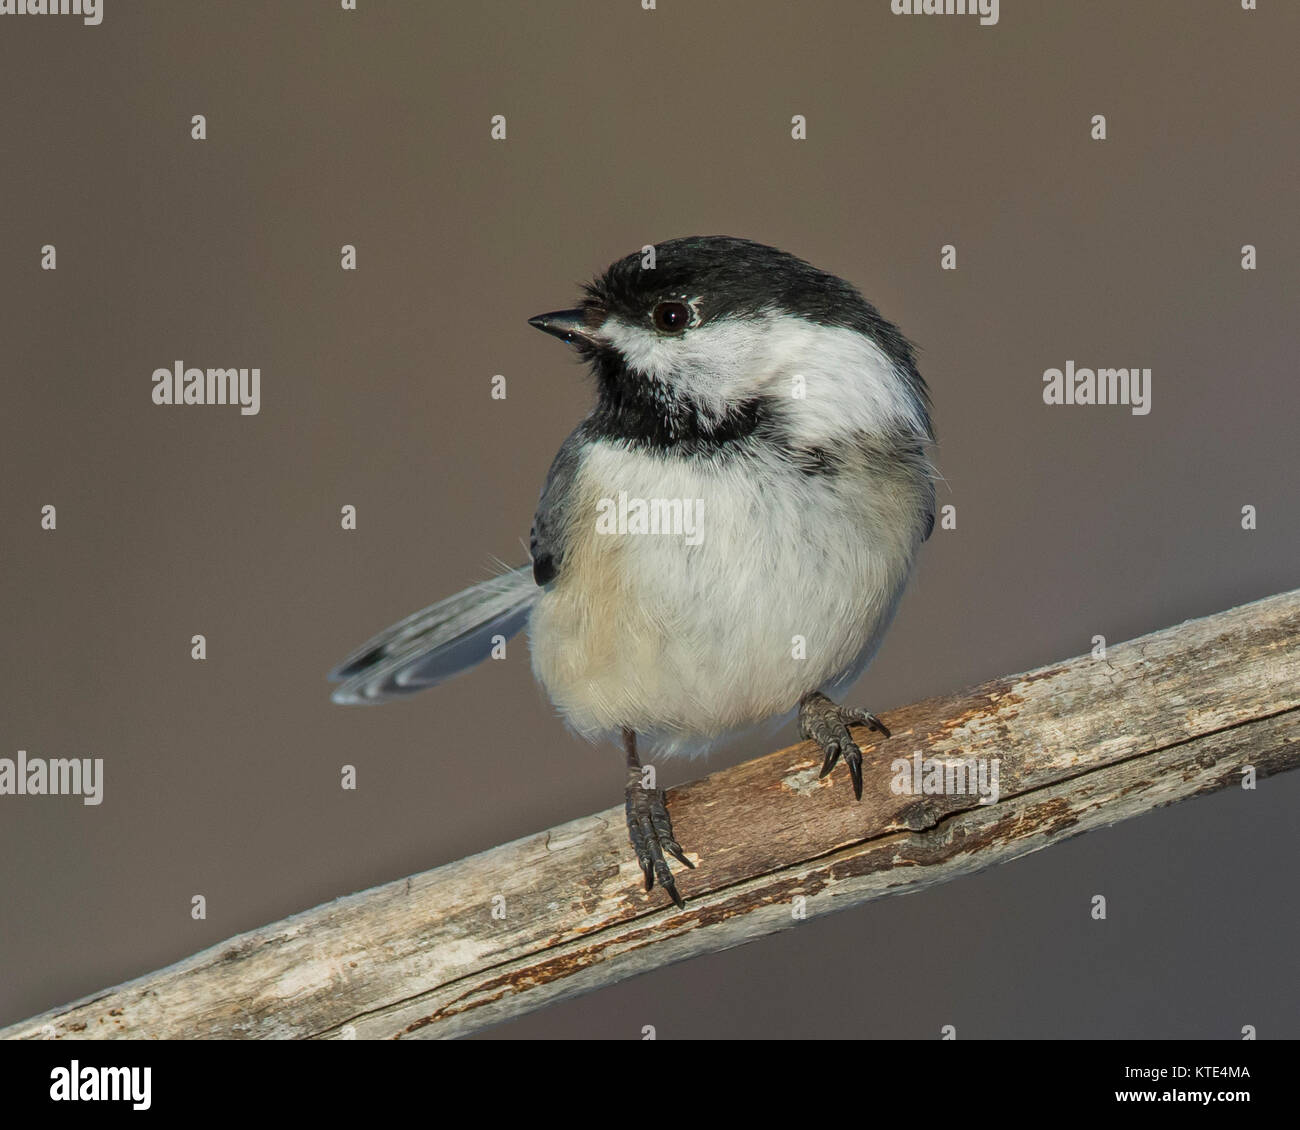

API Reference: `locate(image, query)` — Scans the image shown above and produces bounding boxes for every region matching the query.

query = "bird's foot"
[798,690,892,800]
[625,773,694,909]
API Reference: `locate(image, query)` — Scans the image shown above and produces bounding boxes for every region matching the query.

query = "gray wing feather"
[529,428,586,586]
[329,565,538,704]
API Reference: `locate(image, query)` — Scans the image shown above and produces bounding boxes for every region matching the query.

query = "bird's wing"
[529,426,587,586]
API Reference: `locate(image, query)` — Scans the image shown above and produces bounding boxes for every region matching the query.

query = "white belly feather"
[528,440,924,756]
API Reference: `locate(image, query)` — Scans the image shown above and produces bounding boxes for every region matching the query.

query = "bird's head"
[529,236,931,452]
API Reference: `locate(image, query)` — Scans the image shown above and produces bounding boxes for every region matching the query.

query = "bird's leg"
[798,690,892,800]
[622,728,694,909]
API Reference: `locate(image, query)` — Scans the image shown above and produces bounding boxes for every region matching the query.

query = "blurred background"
[1,0,1296,1037]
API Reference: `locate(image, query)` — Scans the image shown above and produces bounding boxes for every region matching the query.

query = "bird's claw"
[799,692,891,801]
[625,778,694,908]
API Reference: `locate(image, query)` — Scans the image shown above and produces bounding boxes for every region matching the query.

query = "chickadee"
[330,236,936,908]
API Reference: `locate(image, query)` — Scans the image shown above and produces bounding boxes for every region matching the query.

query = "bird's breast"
[528,440,924,754]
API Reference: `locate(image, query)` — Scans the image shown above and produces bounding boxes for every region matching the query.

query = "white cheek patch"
[600,315,773,424]
[599,312,927,440]
[769,319,930,444]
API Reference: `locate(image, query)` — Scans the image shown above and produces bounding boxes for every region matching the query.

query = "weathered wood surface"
[5,590,1298,1040]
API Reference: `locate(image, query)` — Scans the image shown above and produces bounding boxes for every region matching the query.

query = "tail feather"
[329,565,538,704]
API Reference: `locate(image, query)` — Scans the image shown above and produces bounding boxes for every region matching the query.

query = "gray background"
[1,0,1297,1038]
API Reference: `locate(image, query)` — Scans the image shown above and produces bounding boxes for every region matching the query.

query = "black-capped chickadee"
[330,236,936,907]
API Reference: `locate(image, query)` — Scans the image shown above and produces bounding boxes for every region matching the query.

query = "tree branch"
[5,590,1298,1040]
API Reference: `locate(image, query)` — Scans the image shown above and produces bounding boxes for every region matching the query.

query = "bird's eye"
[652,301,691,334]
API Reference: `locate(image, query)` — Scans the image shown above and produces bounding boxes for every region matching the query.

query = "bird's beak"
[528,308,601,349]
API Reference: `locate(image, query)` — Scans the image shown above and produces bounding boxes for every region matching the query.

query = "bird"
[329,235,937,908]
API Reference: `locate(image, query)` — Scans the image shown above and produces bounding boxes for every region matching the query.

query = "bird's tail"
[328,564,538,704]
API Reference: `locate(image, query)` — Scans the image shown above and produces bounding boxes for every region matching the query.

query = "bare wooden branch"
[5,590,1298,1041]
